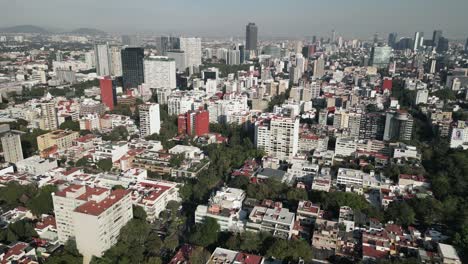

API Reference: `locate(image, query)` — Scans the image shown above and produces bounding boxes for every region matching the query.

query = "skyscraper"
[465,38,468,53]
[413,32,424,51]
[100,76,117,111]
[139,103,161,137]
[388,33,397,48]
[432,30,443,48]
[1,133,24,163]
[122,35,139,46]
[94,44,111,76]
[110,46,122,76]
[144,56,176,89]
[245,23,258,52]
[313,57,325,78]
[121,47,144,89]
[179,37,202,69]
[156,36,180,55]
[167,50,186,72]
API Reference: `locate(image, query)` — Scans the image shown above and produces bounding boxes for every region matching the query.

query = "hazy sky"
[1,0,467,39]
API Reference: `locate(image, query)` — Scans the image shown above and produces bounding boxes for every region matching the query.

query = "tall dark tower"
[432,30,443,48]
[388,33,398,48]
[245,23,258,51]
[121,47,144,89]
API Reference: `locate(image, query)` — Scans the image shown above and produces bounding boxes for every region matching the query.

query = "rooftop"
[74,189,130,216]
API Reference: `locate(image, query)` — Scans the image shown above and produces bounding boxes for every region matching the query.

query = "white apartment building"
[255,116,300,160]
[298,134,329,153]
[1,133,24,164]
[131,179,181,222]
[246,206,295,239]
[110,46,122,76]
[415,89,429,105]
[53,185,133,263]
[16,156,58,175]
[139,103,161,137]
[179,37,202,69]
[40,102,58,131]
[95,44,111,76]
[335,137,357,157]
[93,142,129,162]
[336,168,381,189]
[144,56,176,89]
[195,187,246,232]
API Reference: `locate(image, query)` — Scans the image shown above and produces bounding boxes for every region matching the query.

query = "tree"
[266,239,312,261]
[169,154,184,168]
[103,126,129,141]
[97,159,113,172]
[1,219,38,243]
[286,188,308,205]
[133,205,147,221]
[47,239,83,264]
[189,217,220,247]
[27,185,58,216]
[59,120,80,131]
[385,201,415,226]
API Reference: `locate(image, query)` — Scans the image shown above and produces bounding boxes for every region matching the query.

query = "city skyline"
[1,0,468,39]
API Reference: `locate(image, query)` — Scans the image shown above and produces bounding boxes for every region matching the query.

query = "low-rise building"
[246,205,295,239]
[195,187,246,232]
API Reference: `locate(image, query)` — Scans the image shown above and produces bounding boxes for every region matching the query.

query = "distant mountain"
[69,28,107,36]
[0,25,49,33]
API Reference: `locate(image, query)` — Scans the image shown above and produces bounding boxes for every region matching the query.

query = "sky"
[0,0,467,39]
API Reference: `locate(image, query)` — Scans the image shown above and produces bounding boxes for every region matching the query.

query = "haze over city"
[1,0,468,38]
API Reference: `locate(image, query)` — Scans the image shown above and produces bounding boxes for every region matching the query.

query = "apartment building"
[246,205,295,239]
[131,179,181,222]
[254,116,300,160]
[37,130,79,152]
[195,187,246,232]
[52,185,133,263]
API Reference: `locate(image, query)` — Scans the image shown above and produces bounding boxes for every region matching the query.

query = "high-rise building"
[94,44,111,76]
[245,23,258,52]
[313,57,325,78]
[156,36,180,55]
[179,37,202,69]
[167,50,186,72]
[121,47,144,89]
[40,102,58,131]
[436,37,449,53]
[52,185,133,263]
[370,46,392,69]
[100,76,117,111]
[144,56,176,89]
[383,110,414,141]
[110,46,122,76]
[1,133,23,163]
[227,49,241,65]
[85,51,95,69]
[254,116,300,160]
[177,109,209,137]
[139,103,161,137]
[413,32,424,51]
[388,33,398,48]
[122,35,139,46]
[432,30,443,48]
[359,113,385,140]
